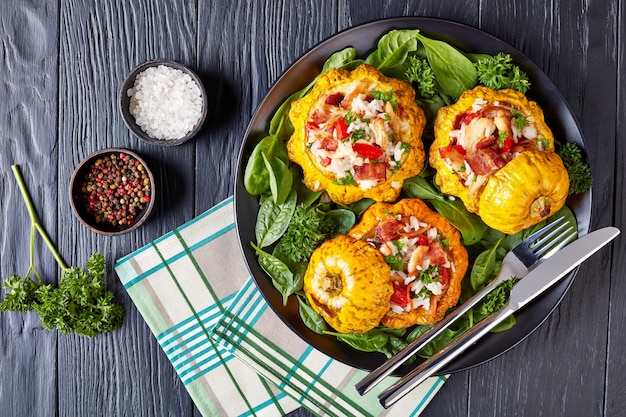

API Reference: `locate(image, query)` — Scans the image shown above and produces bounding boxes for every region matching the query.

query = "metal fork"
[355,216,577,395]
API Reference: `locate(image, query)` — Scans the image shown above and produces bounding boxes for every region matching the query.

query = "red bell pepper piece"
[334,118,350,140]
[352,142,384,159]
[390,282,410,307]
[499,136,513,152]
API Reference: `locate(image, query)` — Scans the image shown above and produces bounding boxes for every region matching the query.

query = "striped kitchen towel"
[114,196,446,417]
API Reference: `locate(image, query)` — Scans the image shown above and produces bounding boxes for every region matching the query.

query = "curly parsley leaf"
[557,143,593,194]
[280,204,336,263]
[404,55,436,97]
[475,53,530,93]
[479,277,520,317]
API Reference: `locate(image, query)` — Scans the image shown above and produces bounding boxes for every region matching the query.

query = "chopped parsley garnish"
[536,137,551,149]
[351,129,366,141]
[511,109,528,131]
[344,111,357,125]
[371,89,398,108]
[498,130,508,147]
[436,235,450,249]
[384,255,404,271]
[392,239,406,252]
[333,173,356,185]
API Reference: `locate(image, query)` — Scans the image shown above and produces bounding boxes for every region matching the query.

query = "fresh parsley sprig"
[557,142,593,194]
[0,165,124,337]
[404,55,436,98]
[475,52,531,93]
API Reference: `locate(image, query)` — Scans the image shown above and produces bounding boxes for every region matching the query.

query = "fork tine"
[531,218,569,248]
[533,226,577,259]
[523,216,567,246]
[512,217,573,267]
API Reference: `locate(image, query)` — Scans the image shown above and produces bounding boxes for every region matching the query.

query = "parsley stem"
[28,224,43,283]
[11,165,68,273]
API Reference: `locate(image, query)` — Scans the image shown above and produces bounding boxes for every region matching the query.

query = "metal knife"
[378,226,620,409]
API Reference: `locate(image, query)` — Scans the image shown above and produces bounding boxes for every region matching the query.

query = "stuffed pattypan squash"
[287,64,426,204]
[303,235,392,334]
[348,199,468,328]
[430,86,569,234]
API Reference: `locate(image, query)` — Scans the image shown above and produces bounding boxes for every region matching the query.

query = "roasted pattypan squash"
[348,199,468,328]
[303,235,392,334]
[287,64,426,204]
[430,86,569,234]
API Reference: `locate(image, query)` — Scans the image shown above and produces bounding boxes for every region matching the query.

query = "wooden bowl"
[69,148,156,235]
[119,58,207,146]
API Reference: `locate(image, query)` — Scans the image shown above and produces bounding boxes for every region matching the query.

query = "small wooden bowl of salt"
[120,59,207,146]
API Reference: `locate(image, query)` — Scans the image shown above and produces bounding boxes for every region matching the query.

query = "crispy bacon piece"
[320,138,338,151]
[375,219,403,243]
[325,92,344,106]
[426,241,447,266]
[466,147,507,176]
[353,162,386,182]
[475,135,497,149]
[310,111,327,126]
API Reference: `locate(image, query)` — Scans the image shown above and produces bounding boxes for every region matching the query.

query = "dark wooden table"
[1,1,623,416]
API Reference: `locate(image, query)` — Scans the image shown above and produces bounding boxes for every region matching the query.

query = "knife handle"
[378,305,515,408]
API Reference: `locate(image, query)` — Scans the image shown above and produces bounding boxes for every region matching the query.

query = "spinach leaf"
[321,47,357,73]
[243,135,274,195]
[402,175,444,201]
[470,237,503,291]
[244,134,289,196]
[379,334,411,360]
[406,324,434,342]
[324,330,389,352]
[255,190,297,248]
[251,242,298,306]
[336,198,376,216]
[325,209,356,236]
[297,296,327,334]
[416,33,477,99]
[491,315,516,332]
[430,198,488,246]
[262,152,293,205]
[365,29,421,76]
[272,241,308,288]
[290,165,322,207]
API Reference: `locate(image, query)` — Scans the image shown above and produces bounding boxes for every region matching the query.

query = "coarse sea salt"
[127,65,203,141]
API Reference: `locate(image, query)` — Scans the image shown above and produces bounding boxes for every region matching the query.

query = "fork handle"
[378,305,515,408]
[355,266,518,395]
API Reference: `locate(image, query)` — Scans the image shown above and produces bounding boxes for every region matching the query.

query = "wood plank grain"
[605,0,626,415]
[55,0,200,416]
[0,1,59,416]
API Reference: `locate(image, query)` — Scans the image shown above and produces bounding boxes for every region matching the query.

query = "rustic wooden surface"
[0,1,623,416]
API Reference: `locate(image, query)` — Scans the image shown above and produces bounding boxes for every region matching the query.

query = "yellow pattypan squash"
[303,235,392,333]
[430,86,569,234]
[288,64,426,204]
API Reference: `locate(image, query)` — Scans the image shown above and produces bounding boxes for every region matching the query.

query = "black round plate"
[234,17,592,375]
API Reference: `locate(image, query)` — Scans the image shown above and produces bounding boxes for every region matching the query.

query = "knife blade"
[378,226,620,409]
